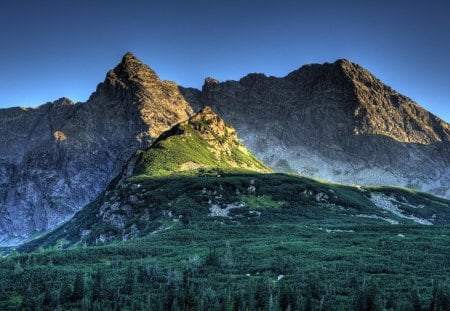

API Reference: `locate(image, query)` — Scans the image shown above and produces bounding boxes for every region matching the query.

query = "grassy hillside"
[134,106,270,177]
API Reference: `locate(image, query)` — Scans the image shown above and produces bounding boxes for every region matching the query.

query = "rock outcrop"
[133,106,271,177]
[0,52,193,245]
[180,59,450,198]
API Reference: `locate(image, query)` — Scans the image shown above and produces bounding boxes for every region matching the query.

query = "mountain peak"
[52,97,75,107]
[122,51,138,62]
[104,52,160,89]
[118,52,152,72]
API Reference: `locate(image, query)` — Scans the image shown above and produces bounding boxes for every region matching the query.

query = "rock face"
[0,52,193,245]
[180,59,450,198]
[21,107,273,248]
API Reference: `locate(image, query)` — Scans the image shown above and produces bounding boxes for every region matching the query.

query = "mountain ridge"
[181,58,450,198]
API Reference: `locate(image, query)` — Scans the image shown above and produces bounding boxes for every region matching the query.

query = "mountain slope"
[181,59,450,198]
[21,108,449,251]
[0,52,193,246]
[12,106,450,310]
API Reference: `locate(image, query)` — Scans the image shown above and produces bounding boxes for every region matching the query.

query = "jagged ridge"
[182,59,450,198]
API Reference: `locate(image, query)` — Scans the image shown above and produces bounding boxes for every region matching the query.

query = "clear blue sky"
[0,0,448,122]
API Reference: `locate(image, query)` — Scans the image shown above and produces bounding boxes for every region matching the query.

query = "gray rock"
[180,59,449,198]
[0,52,193,245]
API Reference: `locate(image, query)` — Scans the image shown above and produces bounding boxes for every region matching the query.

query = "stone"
[181,59,449,198]
[0,52,193,245]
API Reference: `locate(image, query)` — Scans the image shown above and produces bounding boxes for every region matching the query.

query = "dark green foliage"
[356,280,382,311]
[204,247,220,267]
[2,171,449,310]
[72,272,85,301]
[92,270,106,301]
[255,278,271,310]
[410,286,422,311]
[429,281,450,311]
[59,277,72,304]
[122,266,138,295]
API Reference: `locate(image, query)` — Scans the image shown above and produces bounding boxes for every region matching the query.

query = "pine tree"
[255,278,271,310]
[92,270,106,301]
[184,283,197,311]
[304,287,313,311]
[122,266,137,295]
[410,287,422,311]
[22,283,35,310]
[60,278,73,305]
[72,272,85,301]
[279,281,292,311]
[205,247,220,267]
[356,280,382,311]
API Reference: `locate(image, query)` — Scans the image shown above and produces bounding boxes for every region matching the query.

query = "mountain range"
[0,52,449,246]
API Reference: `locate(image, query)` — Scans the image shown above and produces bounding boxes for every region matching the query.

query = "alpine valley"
[0,53,449,310]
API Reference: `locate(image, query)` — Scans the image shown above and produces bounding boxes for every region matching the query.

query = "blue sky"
[0,0,448,122]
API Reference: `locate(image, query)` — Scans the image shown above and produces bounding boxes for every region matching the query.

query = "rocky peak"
[50,97,76,108]
[87,52,193,138]
[192,58,450,198]
[204,77,219,85]
[0,52,194,245]
[285,58,449,144]
[337,60,450,144]
[99,52,160,97]
[189,106,236,144]
[202,77,220,91]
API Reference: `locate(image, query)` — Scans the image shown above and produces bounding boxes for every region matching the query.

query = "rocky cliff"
[0,52,193,245]
[180,59,449,198]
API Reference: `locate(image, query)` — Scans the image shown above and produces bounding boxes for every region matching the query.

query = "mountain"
[21,107,449,250]
[0,52,193,246]
[9,105,450,310]
[22,107,273,248]
[1,53,449,247]
[181,59,450,198]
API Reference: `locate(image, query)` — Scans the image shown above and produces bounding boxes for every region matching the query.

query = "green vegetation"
[134,114,269,177]
[6,172,449,310]
[1,211,449,310]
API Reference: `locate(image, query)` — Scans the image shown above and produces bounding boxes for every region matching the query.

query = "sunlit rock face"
[181,59,449,199]
[0,53,193,245]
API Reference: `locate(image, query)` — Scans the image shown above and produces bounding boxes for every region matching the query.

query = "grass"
[134,117,270,177]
